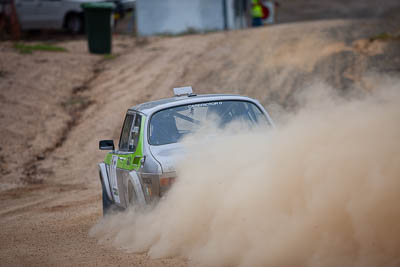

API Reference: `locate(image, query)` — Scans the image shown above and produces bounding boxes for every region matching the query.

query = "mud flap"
[129,171,146,205]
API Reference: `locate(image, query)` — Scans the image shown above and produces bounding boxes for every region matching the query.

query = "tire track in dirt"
[21,61,103,185]
[0,41,99,191]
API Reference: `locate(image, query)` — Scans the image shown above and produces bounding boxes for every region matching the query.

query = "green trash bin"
[82,2,115,54]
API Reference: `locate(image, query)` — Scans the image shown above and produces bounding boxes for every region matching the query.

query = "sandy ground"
[1,1,400,265]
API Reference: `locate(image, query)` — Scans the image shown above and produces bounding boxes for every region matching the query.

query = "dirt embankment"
[0,1,400,265]
[276,0,400,23]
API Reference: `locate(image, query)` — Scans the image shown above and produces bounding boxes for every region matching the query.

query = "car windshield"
[149,100,268,145]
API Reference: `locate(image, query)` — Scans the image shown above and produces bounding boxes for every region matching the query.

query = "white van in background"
[14,0,135,33]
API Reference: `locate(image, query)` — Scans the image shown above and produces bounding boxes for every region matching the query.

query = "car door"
[15,0,39,29]
[106,112,145,208]
[35,0,63,28]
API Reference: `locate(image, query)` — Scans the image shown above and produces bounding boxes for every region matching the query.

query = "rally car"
[98,87,274,215]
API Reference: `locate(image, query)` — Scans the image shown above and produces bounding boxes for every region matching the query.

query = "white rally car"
[98,87,274,215]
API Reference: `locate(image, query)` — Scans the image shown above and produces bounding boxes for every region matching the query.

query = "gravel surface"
[0,1,399,265]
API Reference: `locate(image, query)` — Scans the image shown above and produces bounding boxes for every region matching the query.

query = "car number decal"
[110,155,121,204]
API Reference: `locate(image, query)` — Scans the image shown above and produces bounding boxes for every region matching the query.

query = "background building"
[136,0,250,36]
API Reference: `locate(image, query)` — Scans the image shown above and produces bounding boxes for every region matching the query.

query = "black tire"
[101,181,113,216]
[65,14,83,34]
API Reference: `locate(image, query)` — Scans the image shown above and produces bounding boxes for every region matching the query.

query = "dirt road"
[1,2,400,265]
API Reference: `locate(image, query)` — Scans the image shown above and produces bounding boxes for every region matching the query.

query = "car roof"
[129,94,263,116]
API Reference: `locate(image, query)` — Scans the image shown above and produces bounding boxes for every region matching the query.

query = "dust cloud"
[90,81,400,267]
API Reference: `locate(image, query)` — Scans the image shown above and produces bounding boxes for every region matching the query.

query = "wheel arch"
[128,171,146,206]
[63,11,84,31]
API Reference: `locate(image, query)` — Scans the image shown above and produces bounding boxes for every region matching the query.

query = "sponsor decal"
[187,102,222,109]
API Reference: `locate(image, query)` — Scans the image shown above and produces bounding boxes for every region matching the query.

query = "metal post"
[0,0,20,40]
[222,0,227,30]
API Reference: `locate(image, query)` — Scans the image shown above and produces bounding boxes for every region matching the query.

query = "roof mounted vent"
[173,86,194,97]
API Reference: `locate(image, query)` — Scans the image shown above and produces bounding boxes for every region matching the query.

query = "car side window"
[129,114,142,152]
[119,114,134,151]
[119,113,142,152]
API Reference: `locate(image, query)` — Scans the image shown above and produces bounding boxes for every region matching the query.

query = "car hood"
[149,143,185,173]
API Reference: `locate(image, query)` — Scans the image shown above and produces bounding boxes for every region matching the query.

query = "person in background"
[252,0,264,27]
[113,0,125,31]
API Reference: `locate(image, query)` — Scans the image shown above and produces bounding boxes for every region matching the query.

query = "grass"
[103,53,119,60]
[13,43,67,54]
[159,27,200,37]
[369,32,400,42]
[159,27,220,38]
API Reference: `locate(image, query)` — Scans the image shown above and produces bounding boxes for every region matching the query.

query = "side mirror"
[99,140,114,150]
